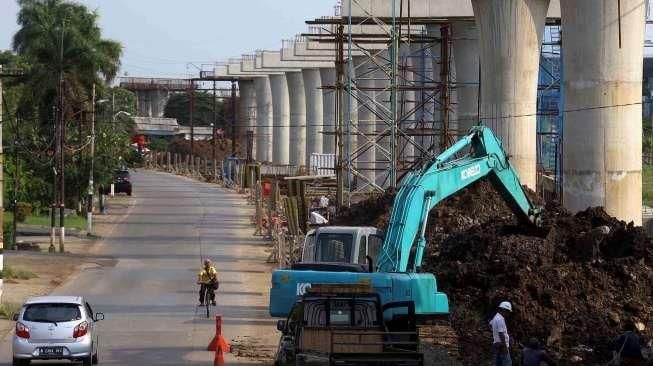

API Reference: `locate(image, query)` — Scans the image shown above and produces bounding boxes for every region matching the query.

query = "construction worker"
[521,338,557,366]
[490,301,513,366]
[612,321,645,366]
[197,259,218,306]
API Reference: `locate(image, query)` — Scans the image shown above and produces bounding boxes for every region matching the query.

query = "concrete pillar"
[303,69,324,167]
[136,91,150,117]
[471,0,549,189]
[562,0,644,225]
[287,72,307,167]
[151,90,169,118]
[451,21,480,136]
[239,80,257,158]
[254,76,273,162]
[320,68,337,154]
[269,74,291,165]
[353,56,377,186]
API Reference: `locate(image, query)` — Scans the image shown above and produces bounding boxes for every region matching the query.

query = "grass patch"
[644,164,653,206]
[1,266,38,281]
[5,211,87,231]
[0,302,21,320]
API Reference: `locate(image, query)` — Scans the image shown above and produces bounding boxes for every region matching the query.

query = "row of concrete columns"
[234,0,645,224]
[242,68,337,169]
[472,0,644,225]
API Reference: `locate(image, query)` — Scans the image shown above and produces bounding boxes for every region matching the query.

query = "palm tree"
[12,0,122,123]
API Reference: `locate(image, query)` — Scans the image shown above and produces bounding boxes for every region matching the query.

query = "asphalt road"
[0,170,277,365]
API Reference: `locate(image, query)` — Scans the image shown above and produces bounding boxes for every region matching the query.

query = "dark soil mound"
[332,181,653,365]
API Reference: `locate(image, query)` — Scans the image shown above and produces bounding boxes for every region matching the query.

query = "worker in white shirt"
[309,211,329,225]
[490,301,513,366]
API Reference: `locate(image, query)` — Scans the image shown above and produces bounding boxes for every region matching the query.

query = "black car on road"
[113,169,132,196]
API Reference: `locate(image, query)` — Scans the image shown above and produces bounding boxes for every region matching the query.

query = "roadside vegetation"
[4,211,87,231]
[1,266,37,281]
[644,118,653,206]
[644,164,653,206]
[0,302,21,320]
[1,0,137,220]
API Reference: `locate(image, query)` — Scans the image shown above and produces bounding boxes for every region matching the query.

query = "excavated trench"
[332,181,653,364]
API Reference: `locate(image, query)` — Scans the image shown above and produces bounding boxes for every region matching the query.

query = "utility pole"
[59,91,65,253]
[335,24,345,209]
[111,90,115,125]
[189,81,195,156]
[87,84,95,234]
[50,106,57,252]
[57,16,66,253]
[212,80,217,179]
[0,65,4,302]
[231,81,237,156]
[12,117,18,252]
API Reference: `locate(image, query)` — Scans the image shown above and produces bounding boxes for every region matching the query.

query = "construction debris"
[333,181,653,364]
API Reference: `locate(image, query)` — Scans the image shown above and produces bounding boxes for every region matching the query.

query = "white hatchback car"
[12,296,103,366]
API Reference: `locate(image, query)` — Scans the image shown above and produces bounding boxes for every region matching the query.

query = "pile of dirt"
[332,181,653,364]
[166,135,237,161]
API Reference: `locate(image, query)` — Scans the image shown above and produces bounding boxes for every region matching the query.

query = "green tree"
[164,91,230,127]
[3,0,126,211]
[13,0,122,125]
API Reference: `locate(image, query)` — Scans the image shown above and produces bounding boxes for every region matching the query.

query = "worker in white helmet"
[490,301,513,366]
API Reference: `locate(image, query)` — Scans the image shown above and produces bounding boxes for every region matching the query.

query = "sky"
[0,0,337,78]
[1,0,652,80]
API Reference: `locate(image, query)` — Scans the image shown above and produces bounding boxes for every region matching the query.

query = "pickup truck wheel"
[418,324,461,366]
[12,358,29,366]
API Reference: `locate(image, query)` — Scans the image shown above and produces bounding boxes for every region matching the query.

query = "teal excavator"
[269,126,542,322]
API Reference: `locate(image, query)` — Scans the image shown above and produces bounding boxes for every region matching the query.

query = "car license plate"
[39,347,64,356]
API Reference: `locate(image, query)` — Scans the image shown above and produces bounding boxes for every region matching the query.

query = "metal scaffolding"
[308,2,457,207]
[536,25,563,200]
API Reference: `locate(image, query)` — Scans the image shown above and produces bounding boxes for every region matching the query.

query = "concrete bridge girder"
[341,0,560,18]
[256,50,333,69]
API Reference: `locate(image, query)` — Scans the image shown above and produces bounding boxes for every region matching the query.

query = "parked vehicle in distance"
[12,296,104,366]
[112,169,132,196]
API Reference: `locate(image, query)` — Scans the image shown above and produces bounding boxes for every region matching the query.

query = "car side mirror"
[95,312,104,322]
[12,314,19,321]
[277,320,287,332]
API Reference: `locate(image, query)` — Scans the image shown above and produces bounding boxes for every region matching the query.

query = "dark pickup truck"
[274,284,423,366]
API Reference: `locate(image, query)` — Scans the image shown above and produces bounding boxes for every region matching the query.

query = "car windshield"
[23,303,82,323]
[115,171,129,179]
[315,233,353,262]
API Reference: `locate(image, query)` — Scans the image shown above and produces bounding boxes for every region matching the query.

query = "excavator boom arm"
[376,126,541,273]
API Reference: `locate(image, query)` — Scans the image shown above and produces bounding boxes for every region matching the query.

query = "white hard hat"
[498,301,513,312]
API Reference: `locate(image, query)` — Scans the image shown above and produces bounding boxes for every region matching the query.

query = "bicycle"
[199,281,218,318]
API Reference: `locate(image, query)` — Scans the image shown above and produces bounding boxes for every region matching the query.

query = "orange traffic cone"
[208,314,230,366]
[214,347,224,366]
